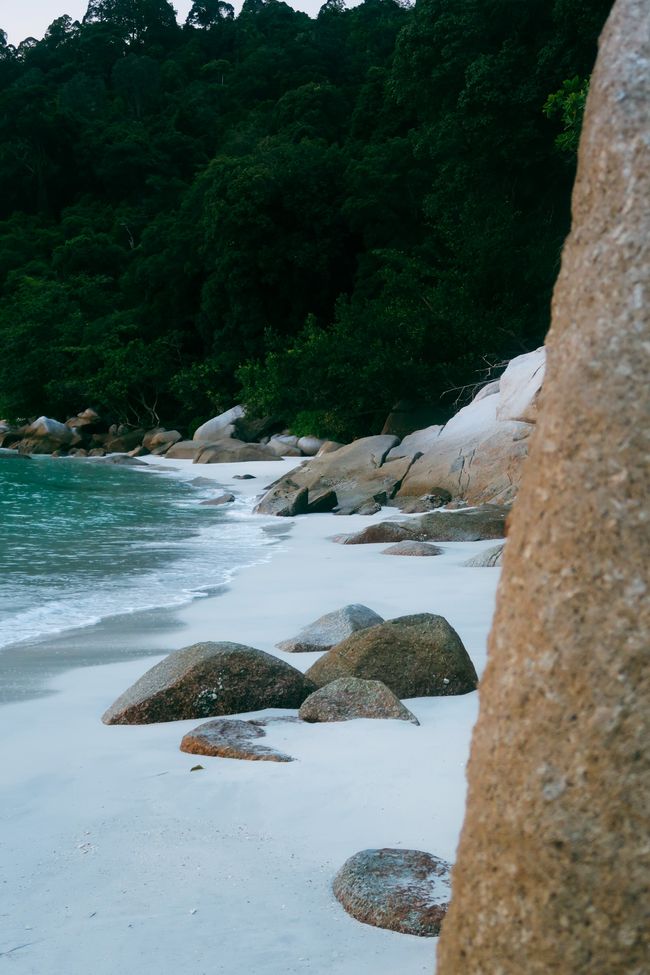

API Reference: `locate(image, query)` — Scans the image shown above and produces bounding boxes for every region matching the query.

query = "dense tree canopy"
[0,0,612,436]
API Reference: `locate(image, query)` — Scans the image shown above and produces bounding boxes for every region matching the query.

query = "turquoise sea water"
[0,456,275,653]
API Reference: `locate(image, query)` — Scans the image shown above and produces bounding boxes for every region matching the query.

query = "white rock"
[193,406,245,442]
[386,424,443,461]
[26,416,74,444]
[297,436,325,456]
[496,347,545,424]
[473,379,501,402]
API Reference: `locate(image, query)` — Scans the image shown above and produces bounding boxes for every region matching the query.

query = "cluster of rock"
[101,601,480,937]
[253,347,545,515]
[1,347,543,517]
[0,410,185,459]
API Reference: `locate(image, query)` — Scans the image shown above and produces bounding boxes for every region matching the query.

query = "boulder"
[26,416,74,445]
[437,6,650,971]
[381,541,443,557]
[316,440,344,456]
[253,435,401,517]
[104,428,146,453]
[305,613,478,698]
[277,604,384,654]
[353,500,382,516]
[333,848,451,937]
[385,424,443,462]
[496,347,545,424]
[199,493,235,506]
[13,436,67,455]
[255,477,309,517]
[102,642,316,724]
[165,440,202,460]
[387,491,451,513]
[143,428,182,450]
[265,439,303,458]
[412,505,509,542]
[180,718,294,762]
[333,522,417,545]
[463,544,504,567]
[193,405,245,442]
[65,409,107,434]
[271,434,299,448]
[194,439,282,464]
[297,436,325,456]
[233,473,256,480]
[299,678,419,724]
[398,348,546,505]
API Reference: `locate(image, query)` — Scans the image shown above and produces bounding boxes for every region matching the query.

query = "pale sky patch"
[0,0,328,46]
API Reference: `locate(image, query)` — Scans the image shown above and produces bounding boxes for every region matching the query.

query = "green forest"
[0,0,612,439]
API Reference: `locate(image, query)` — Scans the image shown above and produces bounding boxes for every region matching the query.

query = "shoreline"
[1,456,501,974]
[0,456,300,704]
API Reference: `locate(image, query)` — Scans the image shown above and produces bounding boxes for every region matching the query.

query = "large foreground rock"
[437,5,650,972]
[180,718,294,762]
[299,678,419,723]
[254,435,404,516]
[306,614,478,698]
[102,642,315,724]
[398,348,545,505]
[333,848,451,937]
[277,604,383,653]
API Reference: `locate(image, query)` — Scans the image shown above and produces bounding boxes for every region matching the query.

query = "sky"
[0,0,325,46]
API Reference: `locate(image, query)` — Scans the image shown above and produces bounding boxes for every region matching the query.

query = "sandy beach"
[1,456,500,974]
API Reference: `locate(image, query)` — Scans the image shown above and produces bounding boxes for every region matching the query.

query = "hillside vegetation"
[0,0,612,438]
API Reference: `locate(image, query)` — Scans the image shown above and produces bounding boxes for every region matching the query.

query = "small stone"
[199,493,235,506]
[381,541,443,557]
[299,678,419,724]
[180,718,294,762]
[333,848,452,937]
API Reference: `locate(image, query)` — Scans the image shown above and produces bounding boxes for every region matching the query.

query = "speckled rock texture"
[253,435,404,516]
[462,544,504,568]
[102,642,316,724]
[333,848,451,937]
[277,604,383,654]
[381,541,443,557]
[412,505,509,542]
[180,718,294,762]
[436,4,650,972]
[299,677,419,724]
[305,614,477,698]
[333,522,416,545]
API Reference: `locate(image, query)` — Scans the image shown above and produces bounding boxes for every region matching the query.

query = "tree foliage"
[0,0,613,434]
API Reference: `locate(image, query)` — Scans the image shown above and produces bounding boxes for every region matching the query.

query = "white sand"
[0,456,501,974]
